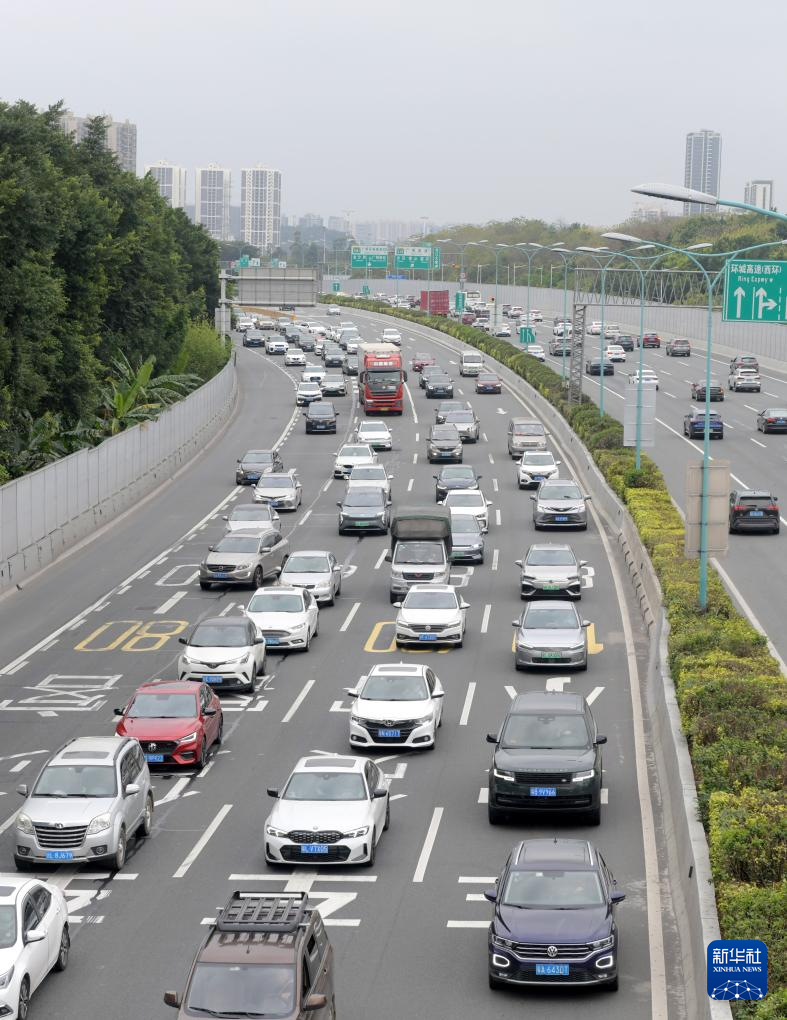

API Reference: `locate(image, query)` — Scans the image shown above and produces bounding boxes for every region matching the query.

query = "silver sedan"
[280,550,343,605]
[531,480,590,529]
[512,600,589,670]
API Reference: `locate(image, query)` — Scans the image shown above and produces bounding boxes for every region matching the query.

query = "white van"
[459,351,485,376]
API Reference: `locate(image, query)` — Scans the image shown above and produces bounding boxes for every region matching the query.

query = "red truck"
[359,343,408,415]
[420,289,450,316]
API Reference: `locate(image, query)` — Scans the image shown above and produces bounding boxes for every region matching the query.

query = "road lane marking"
[412,807,443,883]
[412,453,418,464]
[750,438,767,448]
[374,549,387,570]
[587,686,605,704]
[495,508,501,527]
[5,661,28,675]
[481,605,491,634]
[459,683,476,726]
[340,602,361,632]
[218,602,236,617]
[407,478,414,491]
[482,432,488,442]
[154,590,187,615]
[492,478,499,492]
[447,920,489,928]
[282,678,317,722]
[173,804,233,878]
[587,624,604,653]
[322,479,332,493]
[404,383,418,423]
[504,685,517,700]
[477,788,488,803]
[545,676,571,692]
[488,453,495,464]
[299,509,312,526]
[154,777,191,806]
[492,549,499,571]
[744,404,760,412]
[9,760,30,773]
[415,432,419,443]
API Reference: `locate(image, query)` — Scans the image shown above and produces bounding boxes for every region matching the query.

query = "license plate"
[749,511,764,517]
[145,753,165,763]
[540,651,562,659]
[554,515,569,522]
[419,633,438,641]
[533,475,545,481]
[777,419,786,424]
[264,636,281,646]
[536,964,569,976]
[212,571,229,579]
[247,474,260,481]
[530,787,557,797]
[379,728,401,738]
[203,674,223,683]
[542,583,560,590]
[302,844,329,854]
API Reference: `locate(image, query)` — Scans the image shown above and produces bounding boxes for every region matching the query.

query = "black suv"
[729,489,780,534]
[235,448,284,485]
[486,692,606,825]
[304,401,339,434]
[615,334,635,352]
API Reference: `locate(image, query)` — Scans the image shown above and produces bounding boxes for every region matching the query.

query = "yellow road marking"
[587,623,604,654]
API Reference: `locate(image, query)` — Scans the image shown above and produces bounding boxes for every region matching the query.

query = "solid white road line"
[481,604,492,634]
[374,549,387,570]
[404,383,418,423]
[282,678,317,722]
[173,804,233,878]
[710,557,787,675]
[412,806,443,883]
[340,602,361,632]
[154,590,188,615]
[447,920,489,928]
[492,549,499,571]
[459,683,476,726]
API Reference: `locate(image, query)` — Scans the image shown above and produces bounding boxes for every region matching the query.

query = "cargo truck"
[359,342,407,415]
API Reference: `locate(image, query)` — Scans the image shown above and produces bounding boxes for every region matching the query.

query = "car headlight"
[235,561,252,569]
[567,644,586,652]
[493,768,515,782]
[342,825,369,838]
[589,935,615,951]
[0,967,14,990]
[16,812,33,835]
[492,933,515,949]
[266,825,288,838]
[453,446,462,455]
[87,812,112,835]
[178,731,198,745]
[221,652,250,663]
[572,768,595,782]
[413,712,434,725]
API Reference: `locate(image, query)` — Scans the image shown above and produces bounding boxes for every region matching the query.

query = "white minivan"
[459,351,484,376]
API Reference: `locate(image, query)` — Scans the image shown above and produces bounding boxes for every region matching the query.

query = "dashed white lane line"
[587,686,605,705]
[117,585,131,595]
[5,661,28,675]
[412,807,444,883]
[9,759,30,773]
[744,404,760,412]
[173,804,233,878]
[374,549,387,570]
[218,602,236,617]
[412,453,418,464]
[492,478,499,492]
[495,508,502,527]
[481,604,492,634]
[154,590,188,615]
[340,602,361,632]
[751,438,767,448]
[415,432,419,443]
[492,549,499,571]
[459,683,476,726]
[299,509,313,526]
[407,478,414,492]
[457,388,464,395]
[482,432,488,442]
[322,479,332,493]
[488,453,495,464]
[282,677,317,722]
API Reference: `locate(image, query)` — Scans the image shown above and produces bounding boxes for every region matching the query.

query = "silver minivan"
[507,417,548,457]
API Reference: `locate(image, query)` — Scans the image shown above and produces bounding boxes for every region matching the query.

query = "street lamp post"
[550,245,579,380]
[631,182,787,227]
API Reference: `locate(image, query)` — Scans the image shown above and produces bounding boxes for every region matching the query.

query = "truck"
[359,342,408,416]
[385,506,452,602]
[420,290,450,316]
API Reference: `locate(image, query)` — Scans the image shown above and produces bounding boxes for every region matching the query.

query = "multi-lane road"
[0,309,675,1018]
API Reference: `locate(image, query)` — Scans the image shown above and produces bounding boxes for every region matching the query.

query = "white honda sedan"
[440,489,493,532]
[517,450,561,489]
[604,344,626,363]
[393,584,468,648]
[346,662,444,750]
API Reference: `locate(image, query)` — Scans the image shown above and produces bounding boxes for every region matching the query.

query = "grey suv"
[14,735,153,872]
[199,528,290,589]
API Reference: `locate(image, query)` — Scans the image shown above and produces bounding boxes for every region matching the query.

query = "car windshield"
[452,517,482,535]
[214,536,260,553]
[244,453,272,464]
[522,454,554,465]
[128,692,197,718]
[523,606,579,629]
[502,712,590,749]
[351,467,385,480]
[344,492,383,507]
[765,408,787,416]
[513,424,544,436]
[34,764,117,798]
[310,406,333,417]
[190,624,248,647]
[540,483,582,500]
[441,467,475,479]
[248,592,304,613]
[368,370,401,392]
[432,427,458,440]
[527,548,575,566]
[447,493,482,506]
[394,542,444,565]
[404,592,458,610]
[361,674,429,701]
[446,412,473,422]
[504,870,604,908]
[340,447,370,458]
[478,374,498,382]
[360,423,387,433]
[258,477,293,489]
[187,963,295,1018]
[0,906,15,949]
[284,555,330,573]
[283,772,366,801]
[230,507,273,521]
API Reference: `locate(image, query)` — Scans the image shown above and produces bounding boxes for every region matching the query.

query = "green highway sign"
[519,326,536,345]
[361,285,371,295]
[395,245,440,271]
[351,246,389,270]
[455,291,466,313]
[723,258,787,322]
[332,282,340,292]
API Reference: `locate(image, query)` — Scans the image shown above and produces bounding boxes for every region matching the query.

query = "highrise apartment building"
[683,130,722,215]
[240,166,282,252]
[195,165,231,240]
[744,180,774,211]
[145,161,187,209]
[59,110,138,173]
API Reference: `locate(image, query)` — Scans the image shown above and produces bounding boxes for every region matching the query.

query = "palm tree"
[97,353,201,436]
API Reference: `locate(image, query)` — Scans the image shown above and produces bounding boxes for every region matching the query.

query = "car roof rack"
[217,891,308,933]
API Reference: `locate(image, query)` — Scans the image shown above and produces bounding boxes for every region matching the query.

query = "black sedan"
[343,355,359,376]
[425,372,454,398]
[304,401,339,434]
[420,365,444,389]
[756,407,787,433]
[683,412,724,439]
[729,490,780,534]
[615,334,636,352]
[691,380,724,401]
[475,372,503,394]
[434,464,482,502]
[585,358,614,376]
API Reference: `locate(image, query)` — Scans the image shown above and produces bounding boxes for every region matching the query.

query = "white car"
[356,420,393,450]
[264,755,390,866]
[284,348,306,366]
[0,877,70,1019]
[327,305,341,315]
[301,365,326,384]
[253,470,303,509]
[347,464,393,500]
[344,339,360,355]
[493,324,512,337]
[178,616,266,691]
[339,321,356,331]
[629,368,659,390]
[334,444,377,479]
[393,584,468,648]
[223,503,281,532]
[530,309,544,322]
[441,489,492,532]
[381,328,402,346]
[306,321,327,335]
[527,344,546,361]
[280,549,343,605]
[509,306,524,318]
[346,662,444,750]
[604,324,621,338]
[296,381,322,406]
[518,450,561,489]
[265,337,288,355]
[244,585,319,652]
[604,344,626,362]
[237,316,255,332]
[587,321,603,335]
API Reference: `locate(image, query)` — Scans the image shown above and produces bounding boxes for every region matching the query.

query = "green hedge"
[323,294,787,1007]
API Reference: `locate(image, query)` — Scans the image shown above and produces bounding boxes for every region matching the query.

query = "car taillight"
[767,418,776,423]
[767,505,779,512]
[733,505,745,511]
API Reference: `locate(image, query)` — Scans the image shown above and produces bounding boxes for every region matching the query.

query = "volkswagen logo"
[55,823,64,829]
[149,743,157,752]
[425,625,431,632]
[547,946,558,958]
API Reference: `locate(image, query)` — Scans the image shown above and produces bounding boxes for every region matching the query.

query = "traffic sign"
[395,246,440,270]
[455,291,466,313]
[351,246,389,270]
[332,282,340,293]
[238,255,250,268]
[723,259,787,322]
[519,326,536,344]
[361,285,371,295]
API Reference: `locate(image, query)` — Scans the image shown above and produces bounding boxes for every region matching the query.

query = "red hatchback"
[114,680,223,769]
[640,333,661,348]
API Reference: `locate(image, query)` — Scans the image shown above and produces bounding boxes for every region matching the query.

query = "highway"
[0,310,673,1018]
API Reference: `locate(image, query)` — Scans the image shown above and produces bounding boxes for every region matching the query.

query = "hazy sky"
[3,0,786,227]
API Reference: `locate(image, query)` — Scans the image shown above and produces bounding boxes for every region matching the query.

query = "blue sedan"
[683,412,724,439]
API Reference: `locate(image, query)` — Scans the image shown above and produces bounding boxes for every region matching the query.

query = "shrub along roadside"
[323,294,787,1013]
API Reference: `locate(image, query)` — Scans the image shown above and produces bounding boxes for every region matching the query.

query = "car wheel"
[54,924,70,972]
[252,566,264,588]
[304,629,311,652]
[384,801,390,830]
[199,581,211,591]
[17,977,31,1020]
[137,793,154,838]
[336,580,342,598]
[197,738,208,770]
[389,592,399,604]
[113,827,127,872]
[364,829,376,868]
[488,804,505,825]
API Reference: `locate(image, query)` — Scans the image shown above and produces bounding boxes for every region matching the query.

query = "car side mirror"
[584,495,592,501]
[486,733,498,744]
[204,707,217,716]
[373,788,388,799]
[178,636,187,644]
[25,928,46,944]
[432,690,445,698]
[266,787,279,798]
[611,889,626,904]
[514,559,522,567]
[163,991,182,1009]
[344,688,359,697]
[208,545,215,552]
[222,515,229,521]
[433,475,438,480]
[529,494,536,501]
[511,620,520,628]
[304,994,328,1012]
[460,600,469,609]
[384,552,392,562]
[483,888,497,903]
[555,461,562,466]
[582,620,591,628]
[486,500,493,506]
[579,559,588,567]
[392,601,402,608]
[124,783,140,797]
[17,783,28,797]
[113,707,124,716]
[255,636,266,644]
[595,735,607,745]
[336,501,342,508]
[236,459,241,463]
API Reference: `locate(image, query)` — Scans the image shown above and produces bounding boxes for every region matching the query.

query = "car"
[475,319,493,333]
[242,329,265,348]
[615,333,636,351]
[548,337,572,356]
[501,304,513,317]
[507,417,547,457]
[223,503,281,533]
[484,838,624,990]
[356,419,393,449]
[435,400,471,424]
[305,321,327,335]
[586,321,602,335]
[442,408,480,442]
[297,333,315,352]
[323,347,345,369]
[14,735,153,872]
[639,332,661,348]
[296,380,322,406]
[334,443,377,478]
[553,321,572,338]
[338,321,356,331]
[516,543,584,599]
[264,755,390,866]
[690,379,723,401]
[393,583,468,647]
[301,364,326,384]
[337,486,391,534]
[411,353,436,372]
[244,584,320,651]
[0,876,70,1018]
[441,489,492,532]
[628,368,659,390]
[756,407,787,432]
[420,364,445,389]
[450,514,485,563]
[199,528,290,589]
[114,679,223,769]
[728,368,761,392]
[235,448,284,485]
[163,891,334,1019]
[253,470,303,510]
[237,316,255,332]
[265,337,288,355]
[427,424,463,463]
[434,464,482,501]
[327,304,341,314]
[585,358,614,376]
[730,354,759,372]
[346,662,445,750]
[284,348,306,366]
[344,354,359,375]
[665,337,691,356]
[492,323,512,337]
[461,311,477,325]
[279,303,296,312]
[728,489,780,534]
[304,400,339,433]
[381,328,402,346]
[313,338,325,357]
[347,464,393,500]
[603,344,626,362]
[320,373,347,396]
[279,549,343,605]
[517,450,561,489]
[508,306,524,319]
[475,372,503,394]
[683,411,724,439]
[526,344,546,361]
[604,324,621,339]
[178,616,266,691]
[425,372,454,399]
[512,600,589,670]
[531,479,590,529]
[486,691,605,823]
[530,309,544,322]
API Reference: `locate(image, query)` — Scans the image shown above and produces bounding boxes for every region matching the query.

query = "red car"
[114,680,223,769]
[411,353,436,372]
[639,333,661,348]
[461,311,476,325]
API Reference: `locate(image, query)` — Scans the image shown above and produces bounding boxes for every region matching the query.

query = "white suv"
[346,662,445,750]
